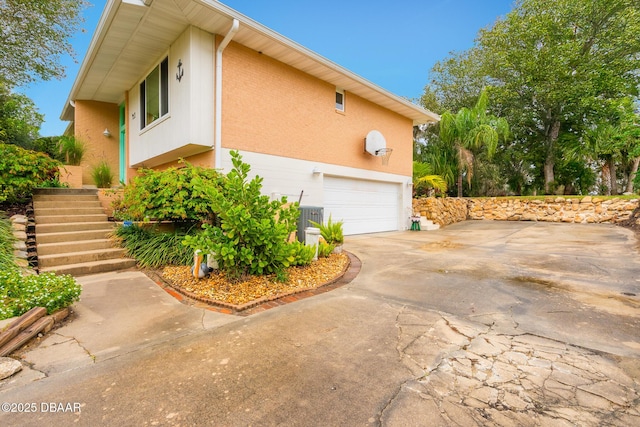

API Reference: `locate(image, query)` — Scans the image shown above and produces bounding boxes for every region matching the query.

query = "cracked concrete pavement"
[1,221,639,426]
[383,308,640,426]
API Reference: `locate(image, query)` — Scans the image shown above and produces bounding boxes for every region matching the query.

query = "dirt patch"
[421,240,464,252]
[511,275,561,290]
[0,202,29,218]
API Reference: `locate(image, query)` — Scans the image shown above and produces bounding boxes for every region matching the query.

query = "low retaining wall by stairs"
[413,196,640,227]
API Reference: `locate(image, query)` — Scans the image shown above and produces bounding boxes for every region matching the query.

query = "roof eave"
[61,0,122,122]
[61,0,439,124]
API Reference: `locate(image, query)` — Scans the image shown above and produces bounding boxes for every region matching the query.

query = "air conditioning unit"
[297,206,324,243]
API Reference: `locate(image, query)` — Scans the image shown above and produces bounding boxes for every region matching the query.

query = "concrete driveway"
[1,221,640,426]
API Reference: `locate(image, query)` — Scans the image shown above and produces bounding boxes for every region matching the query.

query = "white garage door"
[323,177,400,235]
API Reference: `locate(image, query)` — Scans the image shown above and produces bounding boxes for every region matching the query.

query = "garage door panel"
[324,177,400,235]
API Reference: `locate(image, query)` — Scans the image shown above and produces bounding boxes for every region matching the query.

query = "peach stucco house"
[61,0,439,235]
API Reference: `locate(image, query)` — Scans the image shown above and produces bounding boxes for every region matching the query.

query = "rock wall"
[413,196,640,226]
[412,197,469,226]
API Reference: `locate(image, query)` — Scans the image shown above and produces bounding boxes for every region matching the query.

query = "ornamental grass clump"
[0,213,16,268]
[112,224,196,268]
[91,160,114,188]
[309,214,344,246]
[58,136,85,166]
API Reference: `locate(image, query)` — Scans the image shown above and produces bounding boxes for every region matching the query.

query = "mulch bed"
[153,252,354,313]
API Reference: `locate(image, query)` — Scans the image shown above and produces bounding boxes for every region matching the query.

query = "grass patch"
[0,213,16,268]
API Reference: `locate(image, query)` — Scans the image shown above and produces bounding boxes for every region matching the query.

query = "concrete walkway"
[1,270,236,385]
[1,221,639,426]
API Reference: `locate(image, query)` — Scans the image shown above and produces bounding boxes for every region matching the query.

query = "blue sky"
[20,0,514,137]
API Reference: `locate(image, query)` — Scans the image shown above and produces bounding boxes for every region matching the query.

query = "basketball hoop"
[364,130,393,165]
[375,148,393,165]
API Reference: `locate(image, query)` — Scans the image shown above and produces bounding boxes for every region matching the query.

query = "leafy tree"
[564,98,640,194]
[425,0,640,195]
[422,49,489,115]
[478,0,640,193]
[32,136,65,161]
[0,83,43,148]
[0,0,85,87]
[439,90,509,197]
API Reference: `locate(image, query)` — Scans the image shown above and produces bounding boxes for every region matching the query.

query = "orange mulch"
[162,253,349,306]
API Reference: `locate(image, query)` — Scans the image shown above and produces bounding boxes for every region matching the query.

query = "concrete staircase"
[420,217,441,231]
[33,188,136,276]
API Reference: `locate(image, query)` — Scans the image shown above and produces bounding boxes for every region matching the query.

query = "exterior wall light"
[103,128,111,138]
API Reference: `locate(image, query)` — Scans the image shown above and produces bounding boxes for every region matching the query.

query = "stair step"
[36,229,113,244]
[33,202,102,211]
[37,239,115,256]
[33,200,101,209]
[35,207,106,217]
[420,217,441,231]
[38,248,128,267]
[36,222,114,234]
[31,189,131,277]
[36,214,108,224]
[32,194,99,202]
[39,258,137,276]
[33,188,98,196]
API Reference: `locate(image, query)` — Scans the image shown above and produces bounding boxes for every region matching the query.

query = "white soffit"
[62,0,438,124]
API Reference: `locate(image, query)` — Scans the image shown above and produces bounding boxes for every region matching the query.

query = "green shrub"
[290,241,316,266]
[0,143,61,203]
[39,177,69,188]
[310,214,344,245]
[59,136,85,166]
[317,241,335,258]
[112,224,196,268]
[33,136,65,162]
[0,267,82,320]
[91,161,114,188]
[116,161,223,222]
[184,151,300,281]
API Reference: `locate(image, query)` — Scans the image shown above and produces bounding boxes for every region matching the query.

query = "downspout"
[214,18,239,170]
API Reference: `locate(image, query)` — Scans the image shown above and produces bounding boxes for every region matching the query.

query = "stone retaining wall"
[413,196,640,227]
[412,197,469,226]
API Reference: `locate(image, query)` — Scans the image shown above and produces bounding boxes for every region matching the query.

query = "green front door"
[119,103,126,183]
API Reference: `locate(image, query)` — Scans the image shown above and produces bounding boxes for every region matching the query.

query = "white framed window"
[335,87,345,112]
[140,57,169,129]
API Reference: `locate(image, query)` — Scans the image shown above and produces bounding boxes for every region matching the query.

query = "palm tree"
[413,161,447,196]
[439,90,509,197]
[580,122,640,195]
